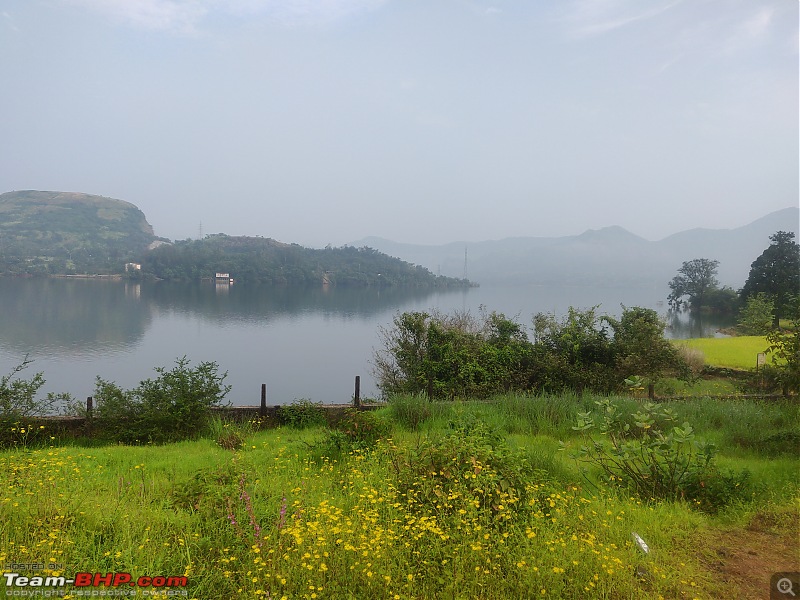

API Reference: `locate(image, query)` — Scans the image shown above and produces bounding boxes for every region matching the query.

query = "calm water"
[0,278,731,406]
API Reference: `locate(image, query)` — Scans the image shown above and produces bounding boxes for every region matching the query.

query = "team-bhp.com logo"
[4,572,188,596]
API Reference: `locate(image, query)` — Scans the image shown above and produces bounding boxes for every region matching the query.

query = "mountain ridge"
[351,207,799,288]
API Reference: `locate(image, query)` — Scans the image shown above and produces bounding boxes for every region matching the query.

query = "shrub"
[0,357,70,449]
[0,356,68,419]
[373,310,534,399]
[765,303,800,394]
[86,357,231,444]
[277,399,327,429]
[333,408,391,450]
[570,398,753,512]
[389,413,542,524]
[314,408,391,460]
[205,417,255,450]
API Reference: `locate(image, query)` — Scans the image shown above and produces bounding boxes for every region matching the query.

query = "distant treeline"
[140,235,471,287]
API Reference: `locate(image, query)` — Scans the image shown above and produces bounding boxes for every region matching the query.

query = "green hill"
[0,190,158,275]
[143,234,470,287]
[0,191,469,287]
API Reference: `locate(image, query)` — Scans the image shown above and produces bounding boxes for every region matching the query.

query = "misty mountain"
[352,207,799,289]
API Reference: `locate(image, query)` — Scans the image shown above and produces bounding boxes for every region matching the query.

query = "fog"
[1,0,797,247]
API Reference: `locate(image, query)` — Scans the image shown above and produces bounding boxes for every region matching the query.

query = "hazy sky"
[1,0,797,247]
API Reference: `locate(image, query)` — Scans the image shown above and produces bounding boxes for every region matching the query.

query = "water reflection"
[665,310,735,339]
[145,281,462,323]
[0,278,151,356]
[0,279,462,357]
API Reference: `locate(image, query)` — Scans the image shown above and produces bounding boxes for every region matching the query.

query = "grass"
[674,336,771,370]
[0,396,797,599]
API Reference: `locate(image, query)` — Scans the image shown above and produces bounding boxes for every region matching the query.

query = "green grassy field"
[674,336,772,370]
[1,396,797,599]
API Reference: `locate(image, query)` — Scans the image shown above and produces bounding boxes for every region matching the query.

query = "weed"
[277,399,326,429]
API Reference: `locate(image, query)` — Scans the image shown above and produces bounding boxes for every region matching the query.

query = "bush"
[205,416,259,451]
[86,357,231,444]
[277,399,327,429]
[373,310,534,399]
[389,413,542,524]
[765,304,800,394]
[570,398,753,512]
[333,408,391,450]
[0,357,70,449]
[313,408,391,460]
[0,356,68,419]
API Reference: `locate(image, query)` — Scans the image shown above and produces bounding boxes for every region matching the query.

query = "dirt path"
[701,511,799,599]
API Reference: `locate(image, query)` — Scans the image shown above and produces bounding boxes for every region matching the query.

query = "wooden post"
[354,376,361,409]
[648,383,655,400]
[260,384,267,417]
[86,396,93,419]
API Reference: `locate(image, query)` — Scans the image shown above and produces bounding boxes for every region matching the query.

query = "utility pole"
[463,247,468,280]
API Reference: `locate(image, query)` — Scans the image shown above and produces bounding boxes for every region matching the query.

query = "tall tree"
[740,231,800,326]
[667,258,720,311]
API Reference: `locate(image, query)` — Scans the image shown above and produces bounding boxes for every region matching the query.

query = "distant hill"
[352,207,800,289]
[143,234,469,287]
[0,190,466,287]
[0,190,158,275]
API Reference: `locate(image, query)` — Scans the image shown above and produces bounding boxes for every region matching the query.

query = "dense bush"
[375,306,689,399]
[85,357,231,444]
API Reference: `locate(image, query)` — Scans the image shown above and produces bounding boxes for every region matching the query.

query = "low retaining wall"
[12,402,384,440]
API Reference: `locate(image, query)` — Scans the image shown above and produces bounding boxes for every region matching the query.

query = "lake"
[0,278,732,406]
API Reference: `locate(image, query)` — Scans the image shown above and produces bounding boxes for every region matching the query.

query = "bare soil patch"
[701,510,799,599]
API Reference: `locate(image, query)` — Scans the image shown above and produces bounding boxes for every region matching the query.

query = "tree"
[740,231,800,327]
[737,293,774,335]
[667,259,720,311]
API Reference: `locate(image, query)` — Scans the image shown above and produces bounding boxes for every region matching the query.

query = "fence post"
[354,376,361,409]
[648,383,655,400]
[260,384,267,417]
[86,396,93,419]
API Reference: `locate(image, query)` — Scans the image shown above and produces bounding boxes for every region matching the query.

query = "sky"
[0,0,797,247]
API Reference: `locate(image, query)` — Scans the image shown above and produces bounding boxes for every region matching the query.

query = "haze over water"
[0,279,730,406]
